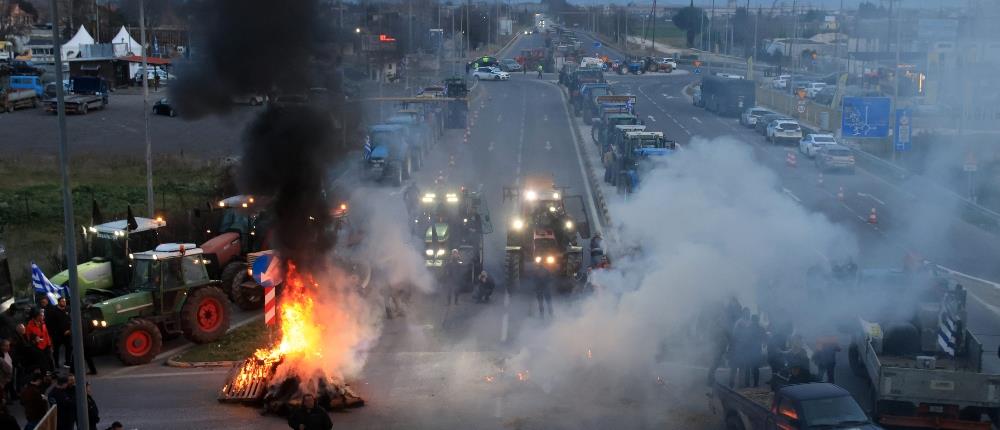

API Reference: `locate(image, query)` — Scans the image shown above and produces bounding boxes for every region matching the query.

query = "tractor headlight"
[218,201,226,207]
[565,220,574,230]
[552,192,560,200]
[548,206,556,213]
[445,193,459,203]
[422,193,436,203]
[463,218,468,223]
[534,256,542,263]
[546,255,556,264]
[436,249,447,256]
[525,190,538,201]
[426,249,434,256]
[512,218,524,230]
[88,226,97,233]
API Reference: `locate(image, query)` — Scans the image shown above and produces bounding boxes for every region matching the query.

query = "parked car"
[134,68,174,82]
[799,133,838,157]
[471,66,509,81]
[805,82,827,98]
[755,113,790,135]
[815,144,855,172]
[232,94,267,106]
[659,57,678,69]
[501,58,522,72]
[771,74,791,89]
[767,119,803,144]
[152,98,176,117]
[692,86,703,107]
[740,107,773,127]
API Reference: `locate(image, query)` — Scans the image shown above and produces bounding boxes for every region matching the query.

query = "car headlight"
[565,220,574,230]
[512,218,524,230]
[546,256,555,264]
[525,190,538,201]
[426,249,434,257]
[445,193,459,203]
[422,193,436,203]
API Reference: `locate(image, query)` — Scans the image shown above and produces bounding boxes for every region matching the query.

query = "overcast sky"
[567,0,970,10]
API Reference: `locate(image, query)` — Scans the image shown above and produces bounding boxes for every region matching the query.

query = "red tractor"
[197,195,273,310]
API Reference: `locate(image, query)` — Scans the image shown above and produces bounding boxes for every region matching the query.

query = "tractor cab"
[52,216,167,295]
[623,131,675,156]
[0,245,14,313]
[86,243,230,365]
[596,113,641,147]
[608,124,647,153]
[530,230,563,273]
[444,77,469,98]
[418,188,492,274]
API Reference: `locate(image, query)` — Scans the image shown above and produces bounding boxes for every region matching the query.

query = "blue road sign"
[694,68,701,74]
[252,253,283,287]
[593,41,601,49]
[841,97,890,138]
[895,108,912,151]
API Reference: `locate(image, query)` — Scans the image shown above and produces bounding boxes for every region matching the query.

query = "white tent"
[61,25,94,60]
[111,26,143,57]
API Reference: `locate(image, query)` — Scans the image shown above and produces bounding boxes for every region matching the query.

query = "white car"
[659,57,678,69]
[472,66,509,81]
[767,119,803,144]
[805,82,827,98]
[740,107,773,127]
[799,133,838,157]
[771,74,792,89]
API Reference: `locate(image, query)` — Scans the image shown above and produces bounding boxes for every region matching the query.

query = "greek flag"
[363,136,373,161]
[937,293,959,356]
[31,263,67,304]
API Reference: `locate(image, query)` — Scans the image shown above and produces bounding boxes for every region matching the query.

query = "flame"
[586,349,593,359]
[516,371,530,382]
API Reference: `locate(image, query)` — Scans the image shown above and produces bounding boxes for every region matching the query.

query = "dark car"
[152,98,176,117]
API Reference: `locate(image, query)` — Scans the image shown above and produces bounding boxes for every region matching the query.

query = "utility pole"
[791,0,798,70]
[140,0,153,217]
[408,0,413,53]
[48,0,89,427]
[891,0,901,162]
[650,0,657,55]
[465,0,470,56]
[709,0,715,54]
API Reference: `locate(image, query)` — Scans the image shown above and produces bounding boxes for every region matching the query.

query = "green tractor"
[50,208,166,299]
[85,243,231,365]
[415,188,493,286]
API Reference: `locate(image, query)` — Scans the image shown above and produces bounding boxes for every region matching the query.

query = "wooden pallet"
[217,358,273,403]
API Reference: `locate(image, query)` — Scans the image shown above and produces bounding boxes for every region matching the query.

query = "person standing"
[744,314,766,388]
[0,339,12,405]
[443,250,463,306]
[19,372,47,430]
[728,307,751,388]
[813,339,841,384]
[46,298,70,368]
[534,277,554,319]
[287,394,332,430]
[153,72,160,92]
[24,308,52,373]
[537,64,543,79]
[85,383,100,430]
[48,375,75,430]
[786,335,812,384]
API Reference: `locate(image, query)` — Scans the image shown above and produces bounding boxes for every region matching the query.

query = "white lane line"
[488,141,495,152]
[782,187,801,203]
[856,192,886,206]
[647,115,657,122]
[500,313,510,342]
[550,81,604,232]
[545,141,552,151]
[662,93,674,99]
[494,397,504,418]
[497,114,503,123]
[691,117,703,124]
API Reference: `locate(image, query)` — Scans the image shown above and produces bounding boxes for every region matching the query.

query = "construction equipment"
[608,131,676,195]
[198,195,273,310]
[416,188,493,289]
[503,180,592,293]
[51,206,166,299]
[84,243,231,365]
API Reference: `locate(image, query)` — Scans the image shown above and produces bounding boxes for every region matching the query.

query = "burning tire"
[231,269,265,310]
[117,318,162,365]
[182,286,231,343]
[220,262,244,300]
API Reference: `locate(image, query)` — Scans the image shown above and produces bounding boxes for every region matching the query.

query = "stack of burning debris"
[217,263,365,414]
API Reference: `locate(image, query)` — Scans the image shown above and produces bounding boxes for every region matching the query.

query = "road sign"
[964,152,978,172]
[841,97,891,138]
[593,41,601,49]
[894,108,912,151]
[694,68,701,75]
[797,103,806,114]
[252,253,283,287]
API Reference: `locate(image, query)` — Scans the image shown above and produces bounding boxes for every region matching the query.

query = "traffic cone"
[837,187,844,201]
[786,152,797,168]
[449,155,456,166]
[868,208,878,224]
[817,173,824,186]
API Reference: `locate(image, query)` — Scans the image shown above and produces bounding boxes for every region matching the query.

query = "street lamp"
[355,27,361,34]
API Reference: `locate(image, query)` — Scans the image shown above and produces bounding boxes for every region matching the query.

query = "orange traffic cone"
[868,208,878,224]
[817,173,824,186]
[786,152,798,167]
[837,187,844,201]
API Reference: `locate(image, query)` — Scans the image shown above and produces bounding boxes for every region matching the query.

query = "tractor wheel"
[231,269,264,310]
[504,251,520,294]
[116,318,162,365]
[181,286,231,343]
[220,262,244,300]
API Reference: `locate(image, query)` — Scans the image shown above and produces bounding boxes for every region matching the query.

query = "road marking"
[545,141,552,151]
[647,115,657,122]
[662,93,674,99]
[856,192,886,206]
[488,141,495,152]
[691,117,703,124]
[497,114,503,123]
[782,187,801,203]
[543,114,548,122]
[500,313,510,342]
[548,80,604,231]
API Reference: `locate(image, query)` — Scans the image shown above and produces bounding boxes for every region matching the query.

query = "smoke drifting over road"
[509,137,857,401]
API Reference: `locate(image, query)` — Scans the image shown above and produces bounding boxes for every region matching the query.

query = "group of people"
[442,250,496,305]
[707,299,842,389]
[17,298,97,379]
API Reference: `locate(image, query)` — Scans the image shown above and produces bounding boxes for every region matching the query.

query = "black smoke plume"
[174,0,352,272]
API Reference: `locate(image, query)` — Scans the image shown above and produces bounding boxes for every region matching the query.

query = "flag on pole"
[363,136,373,161]
[31,263,66,304]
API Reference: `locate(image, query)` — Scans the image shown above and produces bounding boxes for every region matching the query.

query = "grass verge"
[173,319,268,363]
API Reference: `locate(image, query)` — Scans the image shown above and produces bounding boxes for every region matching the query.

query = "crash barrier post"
[817,173,824,186]
[786,152,797,168]
[837,187,844,201]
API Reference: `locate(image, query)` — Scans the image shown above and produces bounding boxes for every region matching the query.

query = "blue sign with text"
[841,97,890,138]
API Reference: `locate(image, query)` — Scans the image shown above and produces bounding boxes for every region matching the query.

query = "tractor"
[361,123,418,187]
[414,188,493,289]
[592,113,642,151]
[608,131,676,195]
[84,243,231,365]
[443,77,469,129]
[50,207,166,298]
[503,181,592,293]
[198,195,273,310]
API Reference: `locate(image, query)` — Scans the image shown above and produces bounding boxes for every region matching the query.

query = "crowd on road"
[706,298,842,389]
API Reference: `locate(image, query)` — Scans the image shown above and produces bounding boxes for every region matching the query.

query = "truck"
[9,75,44,97]
[46,76,109,114]
[503,181,592,293]
[414,187,493,289]
[84,243,231,365]
[712,382,881,430]
[607,131,675,195]
[847,271,1000,429]
[700,76,755,117]
[0,87,37,112]
[361,124,418,186]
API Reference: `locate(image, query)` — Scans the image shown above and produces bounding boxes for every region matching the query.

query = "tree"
[671,1,706,48]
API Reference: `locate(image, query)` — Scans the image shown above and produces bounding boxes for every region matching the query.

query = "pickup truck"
[46,76,109,115]
[0,88,38,112]
[712,382,882,430]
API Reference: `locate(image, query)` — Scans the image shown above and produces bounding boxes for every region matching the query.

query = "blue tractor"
[608,131,676,195]
[386,112,430,166]
[362,124,417,186]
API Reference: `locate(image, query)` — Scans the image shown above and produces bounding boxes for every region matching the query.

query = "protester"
[0,405,17,430]
[443,250,463,306]
[534,277,554,319]
[45,298,70,369]
[48,374,75,430]
[69,320,97,376]
[24,308,52,373]
[728,307,752,388]
[104,422,124,430]
[287,394,332,430]
[766,320,791,378]
[19,372,47,430]
[786,335,812,384]
[86,383,100,430]
[813,339,841,384]
[475,271,495,303]
[0,339,11,405]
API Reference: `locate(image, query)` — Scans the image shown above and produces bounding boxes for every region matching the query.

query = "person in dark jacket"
[475,271,495,303]
[742,314,766,387]
[86,383,100,430]
[0,405,18,430]
[443,250,463,306]
[45,298,70,368]
[19,372,47,430]
[48,374,75,430]
[813,339,841,384]
[287,394,332,430]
